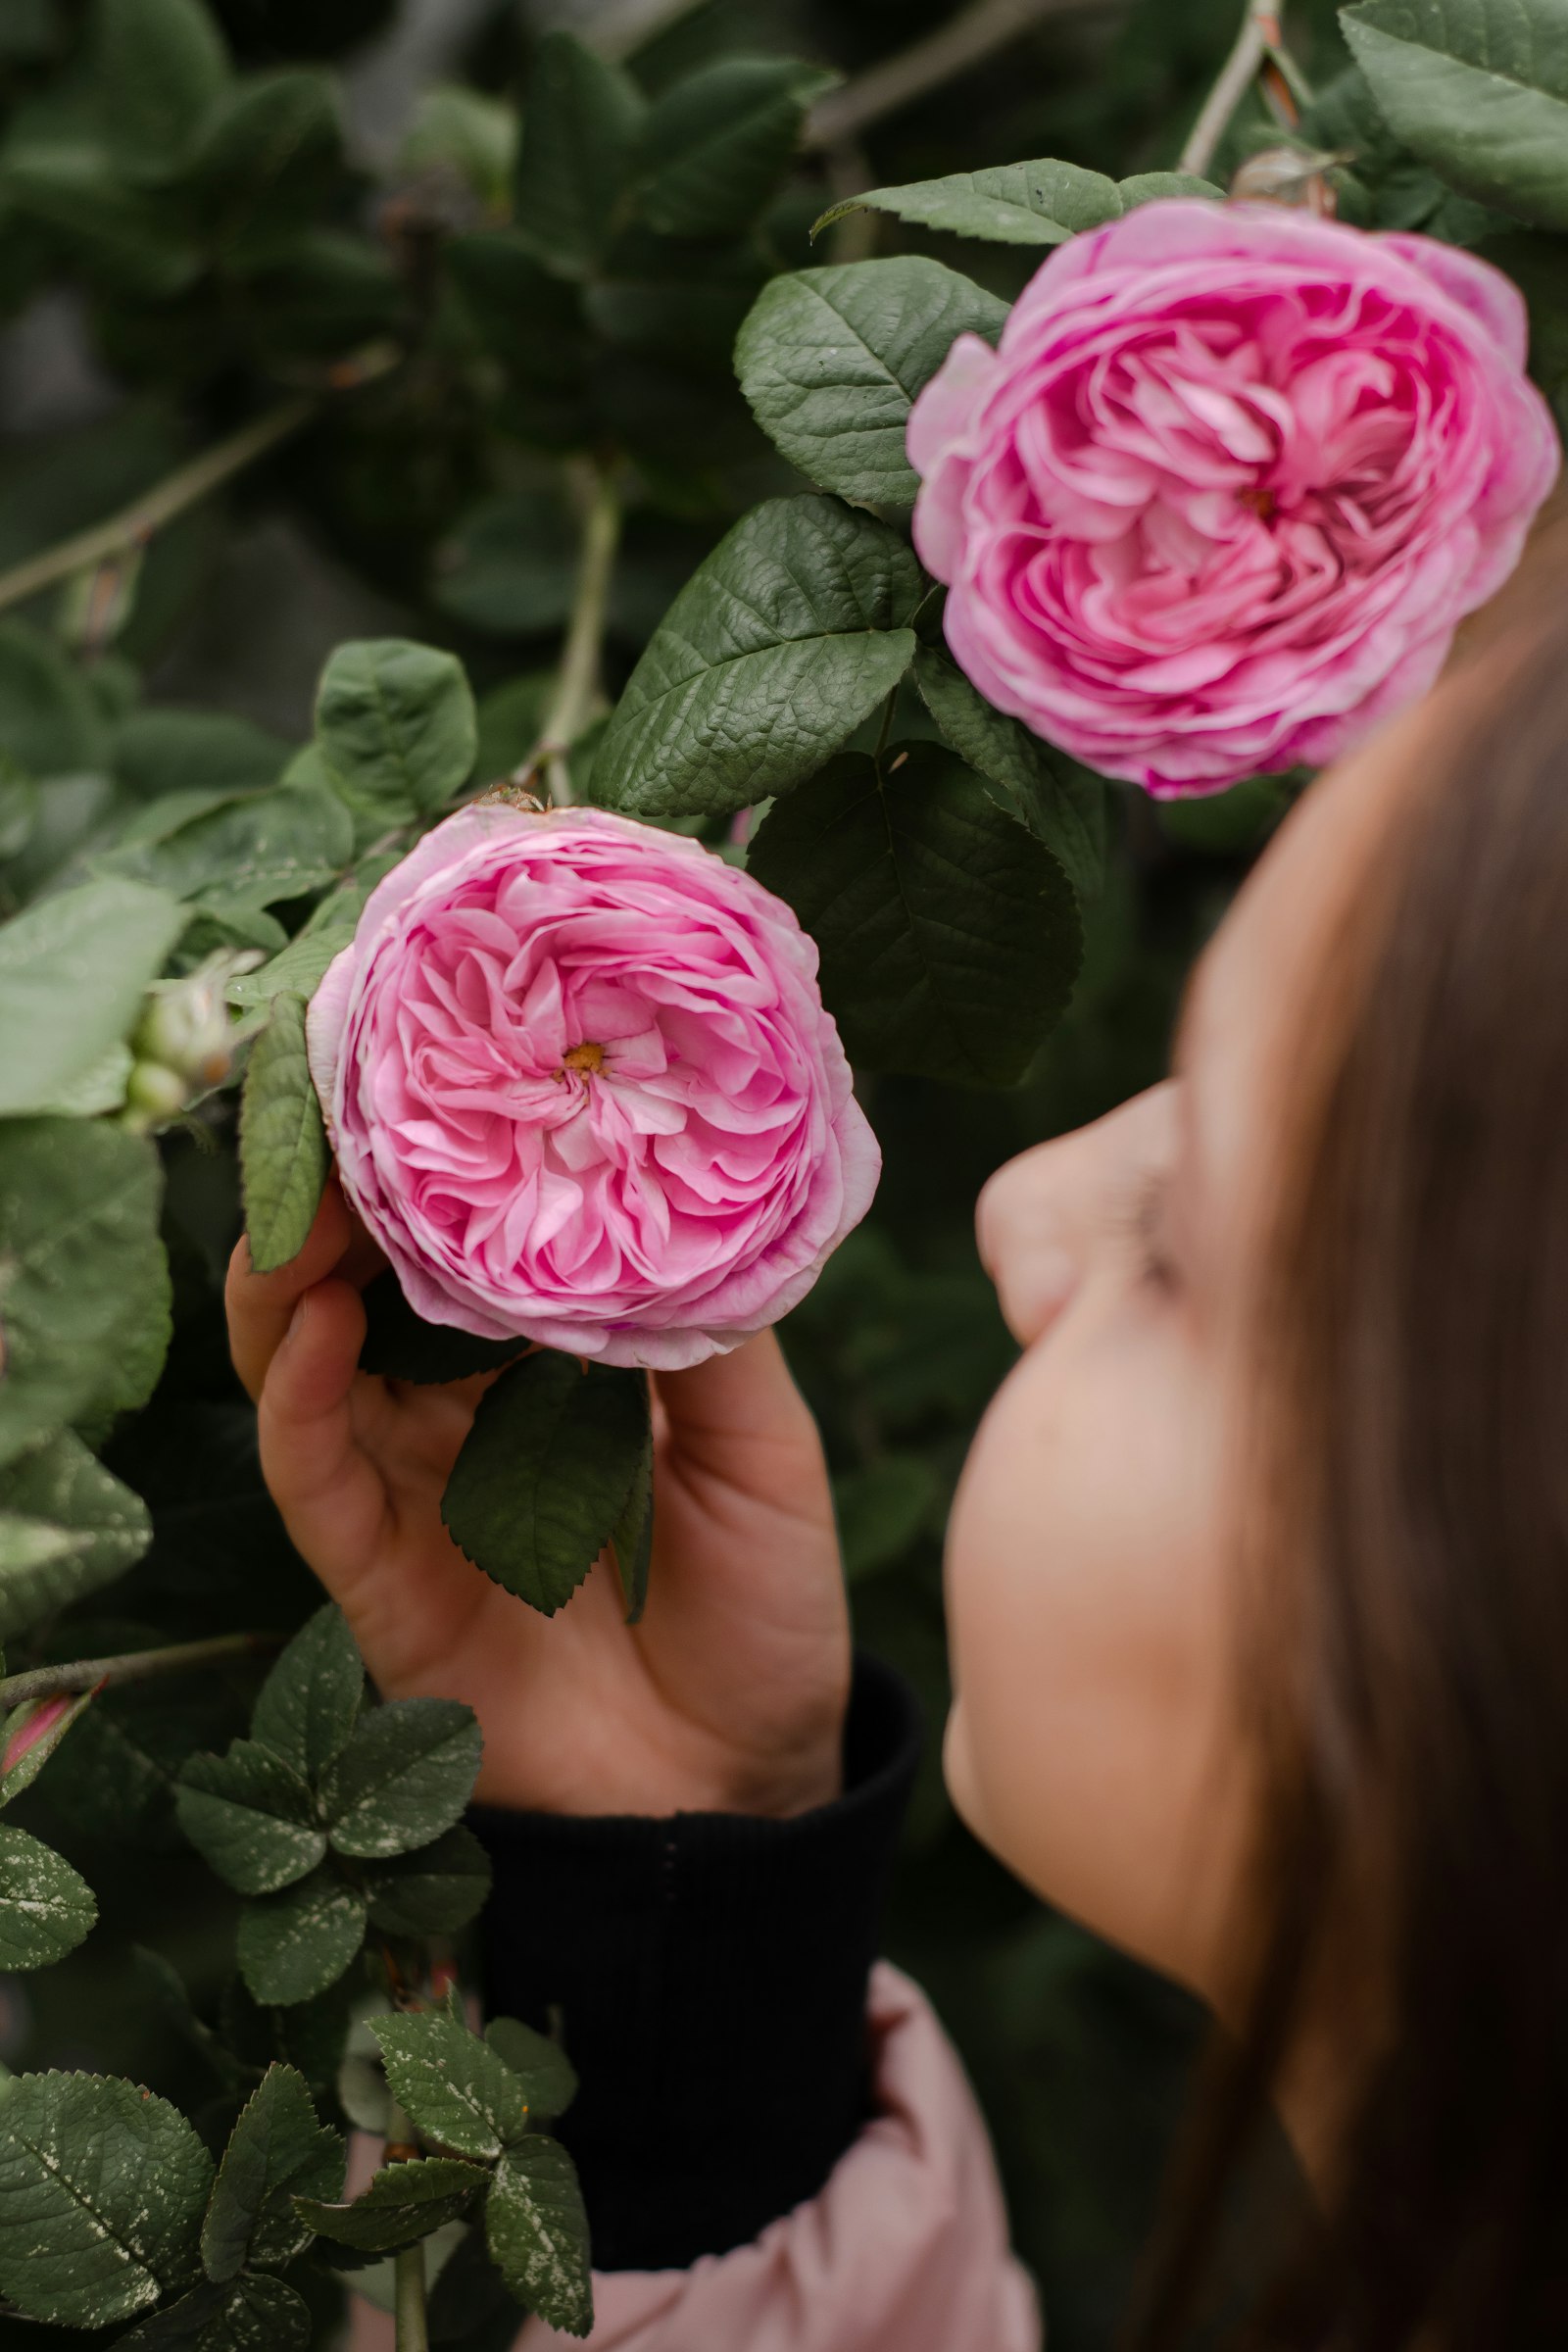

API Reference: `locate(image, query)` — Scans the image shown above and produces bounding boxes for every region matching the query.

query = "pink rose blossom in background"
[307,803,880,1371]
[908,201,1560,797]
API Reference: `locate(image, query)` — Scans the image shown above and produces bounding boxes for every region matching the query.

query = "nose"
[976,1084,1176,1346]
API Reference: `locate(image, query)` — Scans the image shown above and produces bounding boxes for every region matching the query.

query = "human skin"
[226,685,1425,1994]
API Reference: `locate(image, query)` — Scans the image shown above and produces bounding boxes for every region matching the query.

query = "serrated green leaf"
[0,1825,95,1966]
[513,32,645,279]
[748,747,1082,1088]
[813,159,1220,244]
[315,639,477,826]
[736,257,1006,511]
[236,1864,368,2006]
[0,877,184,1118]
[609,1428,653,1625]
[486,2136,593,2338]
[238,992,328,1276]
[485,2018,579,2125]
[176,1740,324,1894]
[363,1824,492,1936]
[192,71,343,269]
[39,1674,234,1847]
[201,2063,343,2281]
[321,1698,483,1857]
[912,648,1107,902]
[98,0,230,185]
[593,495,924,821]
[296,2155,487,2253]
[1342,0,1568,231]
[96,780,353,914]
[371,2011,528,2162]
[220,1972,353,2101]
[250,1604,363,1783]
[118,2271,311,2350]
[443,1353,649,1614]
[0,2072,213,2327]
[357,1271,531,1382]
[636,57,838,239]
[225,920,353,1010]
[0,1118,169,1466]
[0,1430,151,1639]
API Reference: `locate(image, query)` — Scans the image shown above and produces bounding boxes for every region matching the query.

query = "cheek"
[944,1310,1251,1997]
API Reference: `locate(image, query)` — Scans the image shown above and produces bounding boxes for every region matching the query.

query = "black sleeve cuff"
[468,1653,922,2272]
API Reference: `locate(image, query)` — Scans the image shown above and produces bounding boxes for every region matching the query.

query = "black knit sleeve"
[468,1653,922,2272]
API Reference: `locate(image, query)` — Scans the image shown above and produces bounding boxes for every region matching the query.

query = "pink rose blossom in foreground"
[308,804,879,1371]
[908,201,1560,796]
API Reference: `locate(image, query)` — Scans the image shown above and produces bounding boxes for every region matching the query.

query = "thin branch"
[0,1631,279,1715]
[529,458,622,808]
[804,0,1109,152]
[0,397,315,621]
[1178,2,1286,180]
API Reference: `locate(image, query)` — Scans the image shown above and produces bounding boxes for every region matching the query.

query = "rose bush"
[308,802,880,1370]
[908,202,1560,795]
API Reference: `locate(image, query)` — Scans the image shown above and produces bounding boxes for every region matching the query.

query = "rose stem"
[804,0,1098,151]
[531,458,623,808]
[384,2098,432,2352]
[0,1631,281,1714]
[1178,1,1292,180]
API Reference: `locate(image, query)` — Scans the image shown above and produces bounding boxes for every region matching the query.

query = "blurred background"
[0,1,1367,2342]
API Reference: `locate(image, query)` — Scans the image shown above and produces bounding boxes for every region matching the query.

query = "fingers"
[256,1278,390,1585]
[227,1185,355,1402]
[654,1329,817,1453]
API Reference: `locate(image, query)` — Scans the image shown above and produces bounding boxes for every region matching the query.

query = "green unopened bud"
[129,948,264,1091]
[123,1061,190,1131]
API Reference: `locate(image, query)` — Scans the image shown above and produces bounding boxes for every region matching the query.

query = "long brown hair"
[1129,515,1568,2351]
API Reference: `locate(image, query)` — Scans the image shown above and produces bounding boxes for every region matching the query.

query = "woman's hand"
[225,1186,850,1819]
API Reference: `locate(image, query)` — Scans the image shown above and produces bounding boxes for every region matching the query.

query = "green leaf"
[486,2136,593,2338]
[813,159,1220,244]
[0,1430,151,1639]
[736,257,1007,511]
[98,0,230,185]
[192,71,343,269]
[220,1970,353,2100]
[250,1604,363,1784]
[118,2272,311,2350]
[315,639,477,827]
[371,2011,528,2161]
[295,2155,487,2253]
[485,2018,579,2125]
[0,617,107,775]
[239,992,328,1276]
[833,1454,943,1580]
[912,648,1107,902]
[236,1865,368,2006]
[748,747,1082,1087]
[1342,0,1568,230]
[513,32,645,279]
[636,57,838,239]
[0,1685,98,1808]
[403,84,516,209]
[0,144,204,297]
[593,495,924,822]
[358,1272,531,1383]
[175,1740,325,1894]
[609,1427,653,1625]
[115,709,290,800]
[320,1697,484,1858]
[98,780,353,914]
[0,2072,214,2327]
[433,493,579,638]
[225,920,352,1011]
[201,2063,343,2281]
[363,1824,492,1936]
[0,1118,169,1466]
[443,1353,650,1614]
[0,1825,96,1966]
[0,877,182,1119]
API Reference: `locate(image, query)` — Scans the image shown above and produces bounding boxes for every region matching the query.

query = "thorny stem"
[1178,2,1295,180]
[0,399,315,620]
[527,459,623,808]
[0,1631,279,1714]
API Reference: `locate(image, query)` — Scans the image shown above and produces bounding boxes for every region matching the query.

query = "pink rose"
[908,201,1559,796]
[307,803,879,1371]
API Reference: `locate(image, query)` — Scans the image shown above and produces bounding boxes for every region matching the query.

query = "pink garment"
[353,1963,1040,2351]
